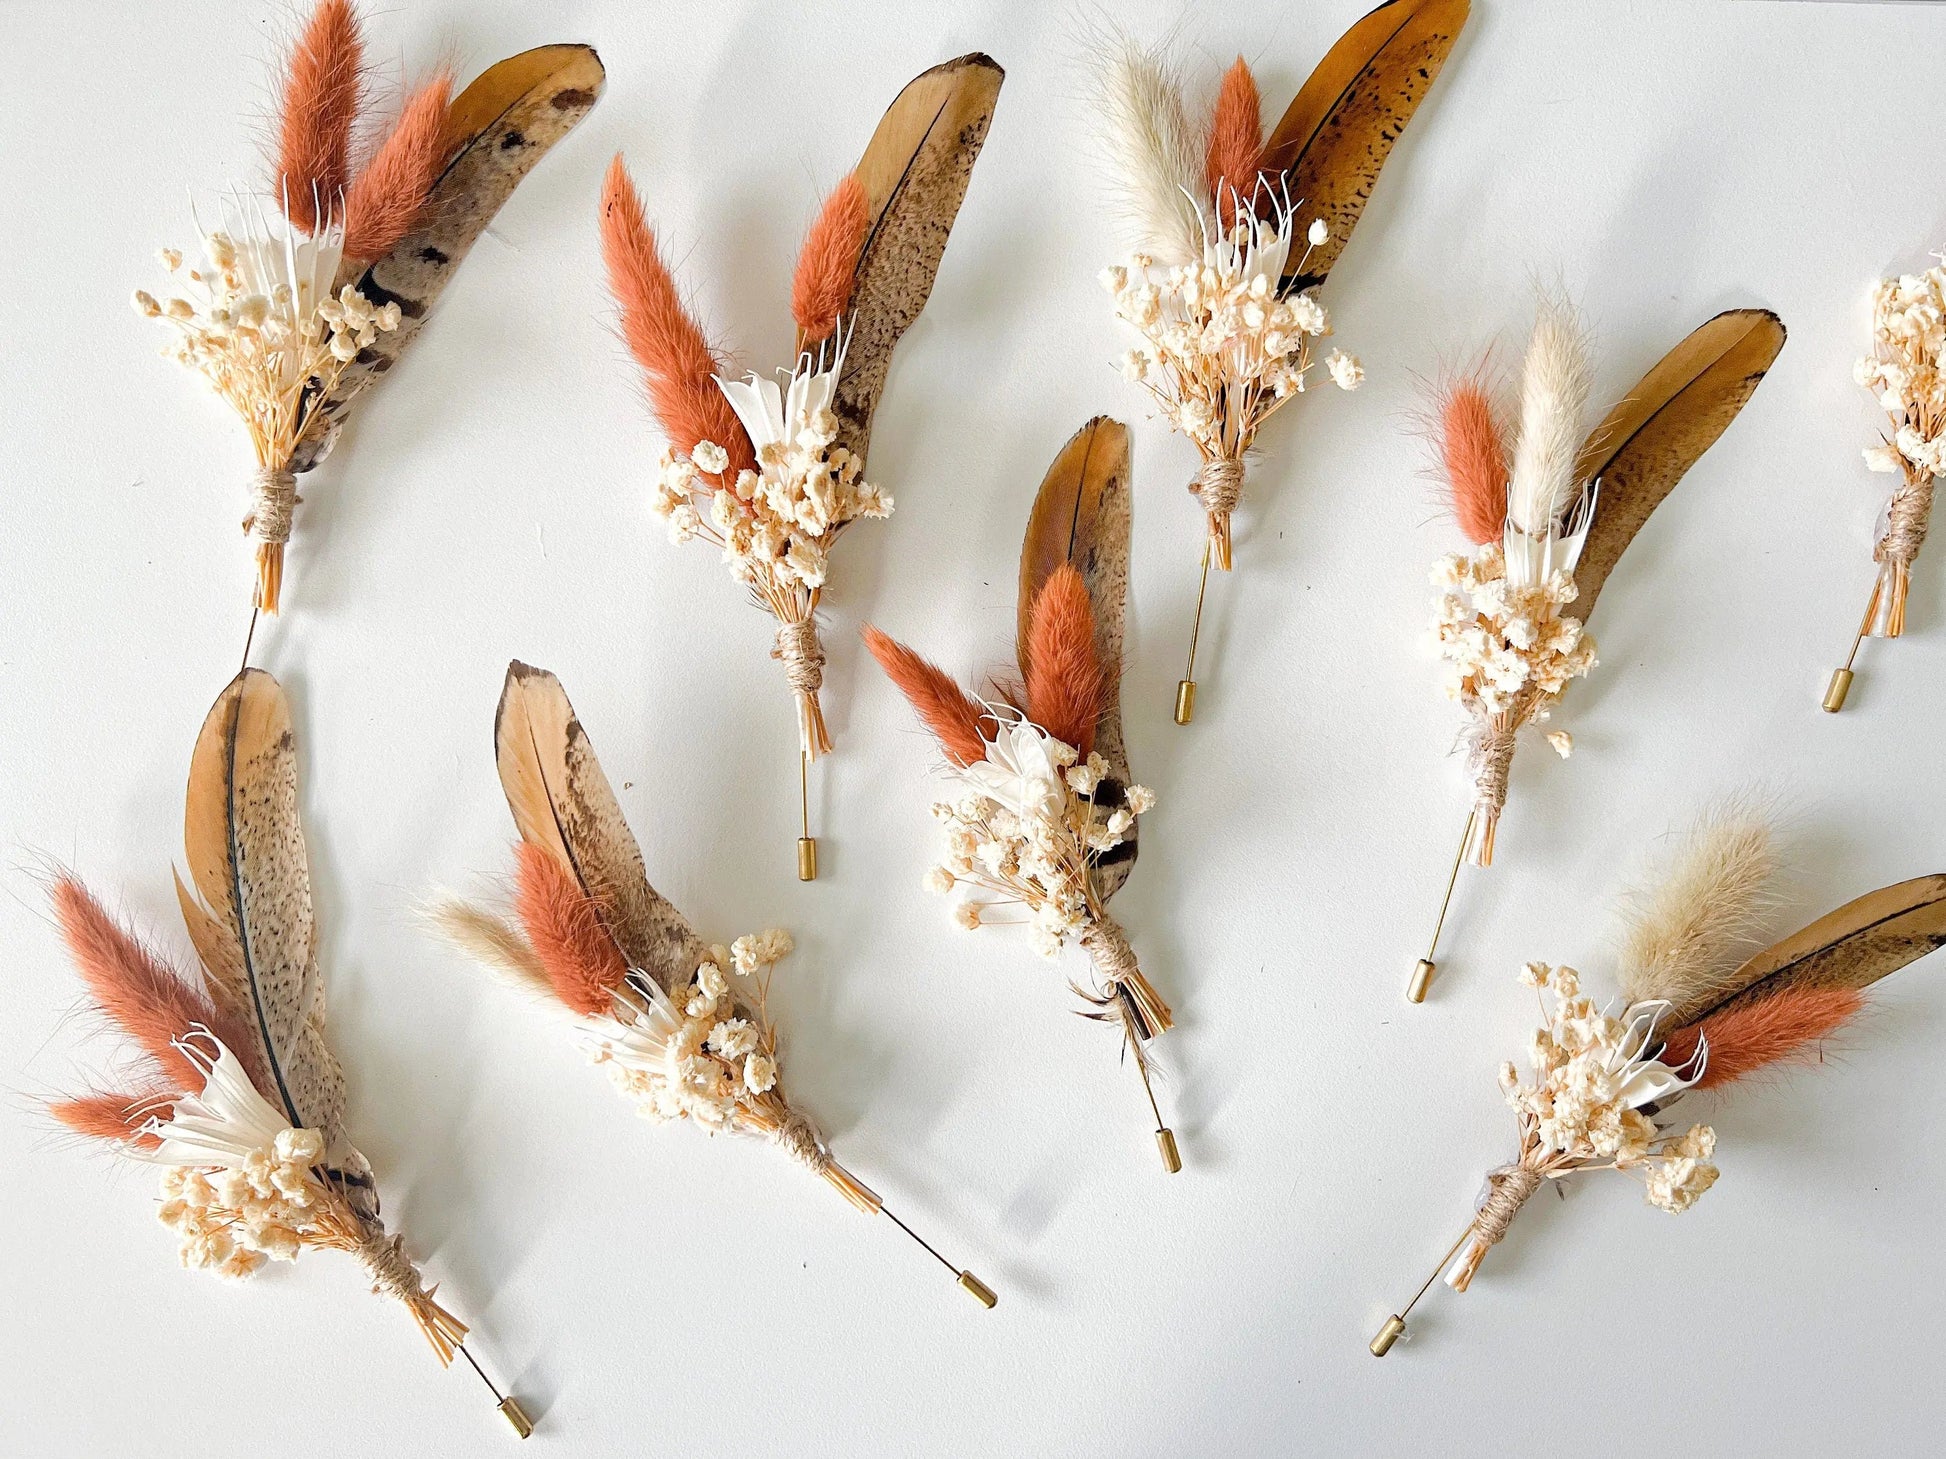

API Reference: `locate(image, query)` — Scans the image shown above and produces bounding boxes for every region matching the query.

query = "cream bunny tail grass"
[1617,798,1783,1011]
[1507,292,1594,535]
[1086,25,1203,265]
[423,897,553,1001]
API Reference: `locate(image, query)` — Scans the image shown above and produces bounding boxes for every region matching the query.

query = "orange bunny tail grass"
[512,841,628,1016]
[278,0,365,233]
[1205,57,1263,229]
[342,70,453,262]
[1662,987,1864,1090]
[1025,564,1104,757]
[600,155,756,475]
[862,626,992,768]
[792,173,870,344]
[1437,372,1510,545]
[49,1092,164,1149]
[51,876,245,1095]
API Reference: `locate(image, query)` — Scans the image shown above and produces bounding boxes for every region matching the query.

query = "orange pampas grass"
[52,876,243,1095]
[792,173,870,343]
[50,1092,163,1148]
[600,155,757,476]
[862,627,991,768]
[512,842,628,1016]
[1662,987,1863,1090]
[1437,373,1509,546]
[278,0,364,233]
[1205,57,1263,226]
[343,71,453,261]
[1024,564,1103,756]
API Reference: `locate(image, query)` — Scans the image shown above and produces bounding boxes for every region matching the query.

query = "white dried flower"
[743,1053,777,1094]
[1326,350,1364,391]
[1307,218,1329,247]
[1125,784,1155,814]
[1546,730,1573,758]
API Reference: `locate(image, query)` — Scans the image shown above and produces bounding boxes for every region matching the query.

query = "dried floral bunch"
[599,58,1002,818]
[42,671,527,1433]
[1086,1,1469,717]
[866,419,1181,1171]
[431,663,994,1306]
[1405,307,1785,1002]
[1373,802,1946,1355]
[132,0,603,616]
[1826,264,1946,705]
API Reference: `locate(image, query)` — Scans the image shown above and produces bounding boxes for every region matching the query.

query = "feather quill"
[277,0,364,234]
[1088,30,1204,265]
[342,71,454,262]
[1025,565,1103,757]
[1507,294,1594,536]
[1617,801,1782,1012]
[862,627,992,768]
[1660,986,1861,1089]
[792,173,871,345]
[599,155,757,477]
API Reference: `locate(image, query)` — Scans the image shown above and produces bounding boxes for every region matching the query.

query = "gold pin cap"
[1156,1127,1182,1173]
[1822,668,1854,713]
[498,1397,534,1439]
[797,836,818,881]
[1174,679,1196,725]
[1369,1315,1406,1357]
[958,1271,997,1308]
[1407,959,1435,1004]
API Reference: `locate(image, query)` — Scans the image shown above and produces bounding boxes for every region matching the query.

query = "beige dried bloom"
[1429,546,1598,715]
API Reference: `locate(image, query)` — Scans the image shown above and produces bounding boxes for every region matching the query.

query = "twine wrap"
[1445,1164,1544,1293]
[773,618,833,759]
[355,1226,467,1364]
[244,466,298,546]
[1870,471,1937,637]
[1462,720,1517,868]
[1082,917,1175,1041]
[773,1106,880,1214]
[1191,456,1245,571]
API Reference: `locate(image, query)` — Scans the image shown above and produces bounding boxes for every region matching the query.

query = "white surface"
[2,1,1943,1454]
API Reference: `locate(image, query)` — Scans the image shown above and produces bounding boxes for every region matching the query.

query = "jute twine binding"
[1191,457,1244,520]
[244,465,298,545]
[358,1228,433,1306]
[1472,1165,1543,1250]
[774,1109,830,1174]
[1467,722,1516,823]
[1877,472,1937,568]
[773,619,833,756]
[1082,918,1174,1039]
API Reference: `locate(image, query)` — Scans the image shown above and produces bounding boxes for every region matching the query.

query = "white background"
[3,1,1943,1454]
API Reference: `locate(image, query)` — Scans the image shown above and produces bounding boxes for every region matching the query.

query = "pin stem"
[796,750,818,880]
[240,605,260,674]
[1128,1026,1181,1172]
[883,1204,998,1307]
[1371,1225,1475,1356]
[1175,544,1212,723]
[1409,812,1474,1002]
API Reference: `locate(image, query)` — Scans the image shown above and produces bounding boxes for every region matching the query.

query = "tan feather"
[290,44,606,470]
[830,53,1003,464]
[179,669,373,1215]
[1017,418,1137,901]
[1572,309,1785,617]
[423,897,553,1000]
[1260,0,1470,289]
[1615,800,1782,1012]
[494,662,706,995]
[1664,874,1946,1031]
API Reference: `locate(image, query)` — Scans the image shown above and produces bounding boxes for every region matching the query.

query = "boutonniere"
[1407,304,1784,1002]
[132,0,601,629]
[430,663,995,1308]
[44,671,530,1435]
[1089,0,1468,722]
[1374,802,1945,1355]
[866,419,1179,1172]
[599,56,1003,879]
[1826,264,1946,709]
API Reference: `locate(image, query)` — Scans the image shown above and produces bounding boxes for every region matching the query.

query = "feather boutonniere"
[1372,803,1946,1356]
[430,662,995,1308]
[865,418,1180,1172]
[1089,0,1469,723]
[1406,304,1785,1003]
[1824,265,1946,710]
[43,670,531,1436]
[132,0,602,625]
[599,56,1003,881]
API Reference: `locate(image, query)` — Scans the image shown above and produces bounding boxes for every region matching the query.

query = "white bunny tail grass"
[1616,796,1784,1011]
[1084,24,1204,265]
[422,895,554,1001]
[1507,291,1595,536]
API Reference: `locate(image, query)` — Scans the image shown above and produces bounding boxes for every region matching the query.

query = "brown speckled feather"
[1261,0,1469,290]
[1665,875,1946,1031]
[1571,309,1785,618]
[830,53,1003,464]
[1019,418,1137,900]
[180,670,373,1214]
[494,662,706,995]
[291,44,606,470]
